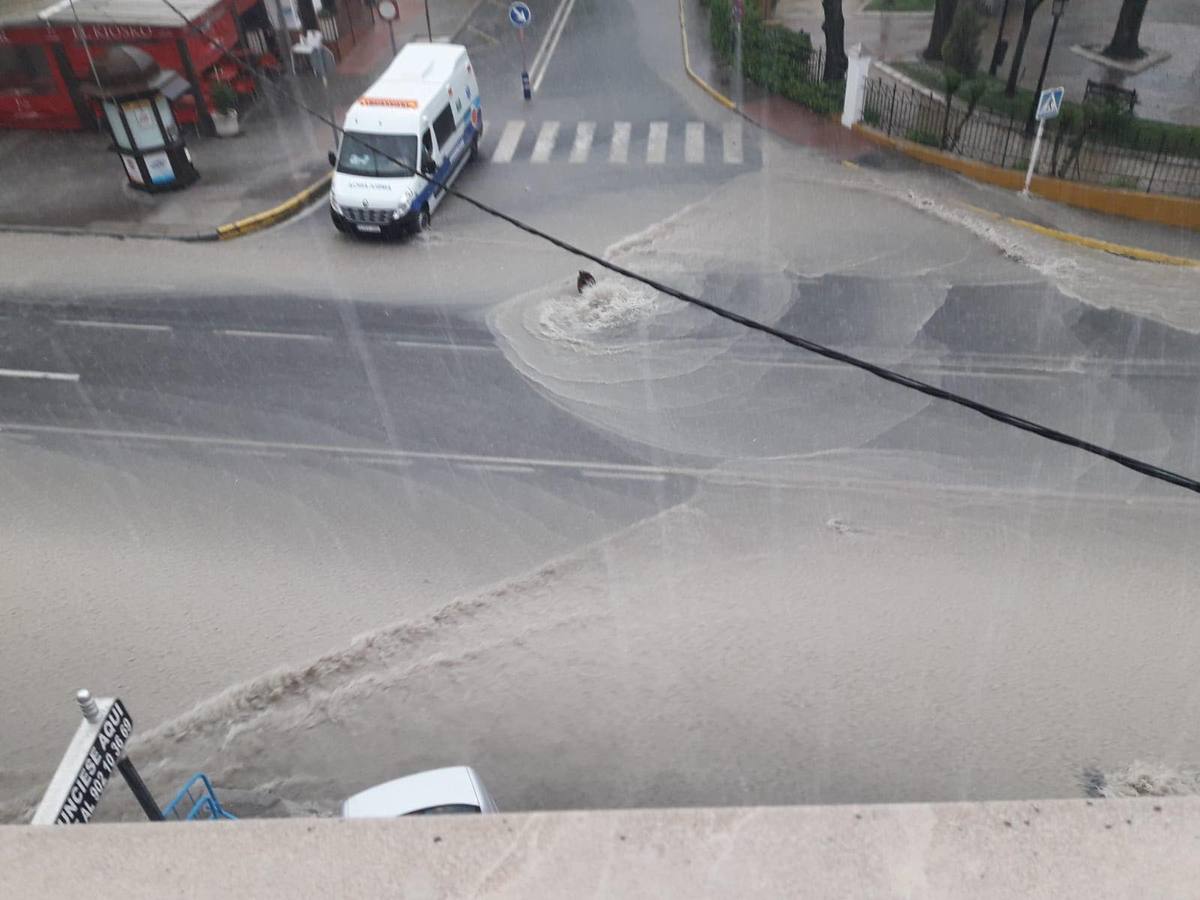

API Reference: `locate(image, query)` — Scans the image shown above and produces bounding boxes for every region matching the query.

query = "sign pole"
[117,757,165,821]
[732,0,744,109]
[272,0,296,77]
[378,1,399,55]
[1022,117,1044,197]
[519,28,530,101]
[424,0,432,41]
[315,45,338,151]
[509,2,533,101]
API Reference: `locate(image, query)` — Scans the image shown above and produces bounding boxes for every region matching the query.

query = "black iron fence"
[799,46,825,86]
[861,77,1200,199]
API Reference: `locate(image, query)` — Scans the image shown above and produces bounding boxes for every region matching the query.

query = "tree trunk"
[1004,0,1044,97]
[923,0,958,61]
[822,0,848,81]
[1104,0,1150,59]
[988,0,1012,75]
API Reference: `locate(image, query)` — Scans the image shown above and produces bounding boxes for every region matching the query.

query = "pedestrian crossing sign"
[1036,87,1065,121]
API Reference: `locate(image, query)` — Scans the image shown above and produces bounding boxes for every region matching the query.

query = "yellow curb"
[856,124,1200,230]
[953,199,1199,266]
[679,0,736,111]
[1004,216,1200,268]
[216,172,333,240]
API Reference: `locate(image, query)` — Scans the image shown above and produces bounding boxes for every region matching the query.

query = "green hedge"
[703,0,840,113]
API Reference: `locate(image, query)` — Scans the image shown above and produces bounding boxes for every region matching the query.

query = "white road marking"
[685,121,705,164]
[723,119,743,164]
[647,121,668,164]
[0,368,80,382]
[492,120,525,163]
[217,329,331,342]
[464,463,537,475]
[529,0,579,92]
[0,422,700,481]
[609,121,631,163]
[55,319,171,333]
[209,447,290,459]
[391,339,498,353]
[569,121,595,163]
[581,469,667,483]
[530,121,560,163]
[4,421,1181,504]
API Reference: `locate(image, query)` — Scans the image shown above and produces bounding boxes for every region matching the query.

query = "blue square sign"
[1036,87,1065,121]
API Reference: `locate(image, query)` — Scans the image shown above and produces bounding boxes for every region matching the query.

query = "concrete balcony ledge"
[3,797,1199,898]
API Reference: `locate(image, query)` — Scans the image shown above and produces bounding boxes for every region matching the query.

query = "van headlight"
[392,187,417,219]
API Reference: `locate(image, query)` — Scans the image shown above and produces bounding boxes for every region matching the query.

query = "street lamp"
[1027,0,1069,133]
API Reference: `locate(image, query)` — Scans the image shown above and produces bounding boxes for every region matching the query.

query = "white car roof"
[377,43,467,86]
[342,766,483,818]
[345,43,467,134]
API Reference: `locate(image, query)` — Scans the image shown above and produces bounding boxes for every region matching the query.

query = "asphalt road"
[3,0,1200,821]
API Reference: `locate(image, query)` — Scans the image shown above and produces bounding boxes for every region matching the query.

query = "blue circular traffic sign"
[508,1,532,28]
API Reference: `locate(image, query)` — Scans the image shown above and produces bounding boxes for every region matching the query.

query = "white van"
[329,43,482,237]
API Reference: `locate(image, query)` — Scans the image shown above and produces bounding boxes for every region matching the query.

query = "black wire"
[156,0,1200,496]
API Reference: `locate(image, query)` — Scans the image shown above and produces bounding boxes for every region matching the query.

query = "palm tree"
[1104,0,1150,60]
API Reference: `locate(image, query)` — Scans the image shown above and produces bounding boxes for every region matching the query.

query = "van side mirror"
[421,158,436,177]
[328,151,336,167]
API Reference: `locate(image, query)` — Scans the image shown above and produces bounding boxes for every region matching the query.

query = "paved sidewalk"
[774,0,1200,127]
[683,0,875,162]
[0,0,482,238]
[684,0,1200,261]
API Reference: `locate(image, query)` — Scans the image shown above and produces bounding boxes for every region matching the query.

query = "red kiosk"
[0,0,270,133]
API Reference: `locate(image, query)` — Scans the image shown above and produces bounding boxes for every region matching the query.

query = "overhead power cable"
[154,0,1200,496]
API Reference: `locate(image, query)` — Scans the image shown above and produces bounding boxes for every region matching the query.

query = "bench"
[1084,80,1137,113]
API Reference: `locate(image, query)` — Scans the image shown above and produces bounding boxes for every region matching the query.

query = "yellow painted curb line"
[953,201,1199,268]
[679,0,736,111]
[216,172,333,240]
[1006,216,1200,268]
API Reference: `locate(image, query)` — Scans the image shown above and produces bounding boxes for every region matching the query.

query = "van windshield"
[337,132,418,178]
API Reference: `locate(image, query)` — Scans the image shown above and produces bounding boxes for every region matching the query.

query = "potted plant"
[211,81,239,137]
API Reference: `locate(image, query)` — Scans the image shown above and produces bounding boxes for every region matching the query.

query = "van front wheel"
[415,206,431,234]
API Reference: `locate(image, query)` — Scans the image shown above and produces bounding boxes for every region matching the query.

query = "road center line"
[54,319,171,333]
[217,329,332,342]
[391,339,498,352]
[530,0,579,92]
[0,421,698,480]
[581,469,667,483]
[0,368,80,382]
[464,463,537,475]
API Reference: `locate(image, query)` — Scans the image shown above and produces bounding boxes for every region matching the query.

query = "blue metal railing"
[162,773,237,821]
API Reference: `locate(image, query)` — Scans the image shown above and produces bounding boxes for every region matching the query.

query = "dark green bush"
[905,127,941,147]
[783,78,844,114]
[707,0,831,112]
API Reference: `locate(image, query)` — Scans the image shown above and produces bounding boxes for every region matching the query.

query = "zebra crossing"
[484,119,753,167]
